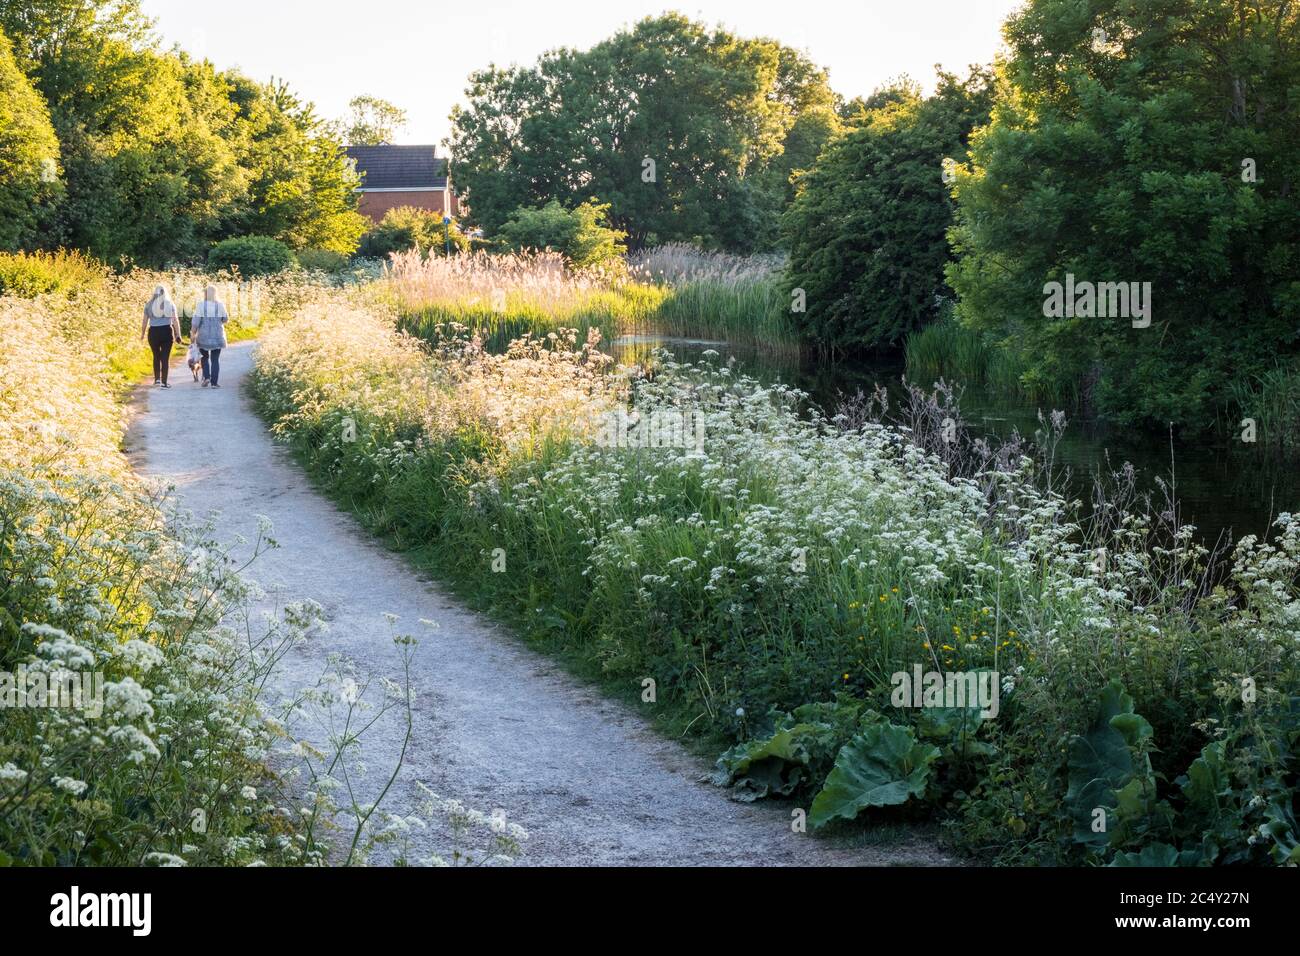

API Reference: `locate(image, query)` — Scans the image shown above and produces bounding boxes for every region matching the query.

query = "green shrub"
[207,235,297,277]
[0,249,106,297]
[497,200,626,270]
[295,247,350,272]
[357,207,469,259]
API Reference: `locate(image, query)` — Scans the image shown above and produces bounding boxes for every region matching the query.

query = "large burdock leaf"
[1261,799,1300,866]
[808,723,939,830]
[711,724,822,801]
[1065,680,1154,849]
[1179,741,1229,819]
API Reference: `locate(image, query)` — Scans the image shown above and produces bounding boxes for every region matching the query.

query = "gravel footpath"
[126,341,952,867]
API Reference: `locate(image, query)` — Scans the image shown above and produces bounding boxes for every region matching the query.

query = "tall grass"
[0,249,108,297]
[905,314,1048,399]
[648,275,797,350]
[630,243,798,350]
[629,242,785,285]
[379,245,800,354]
[1230,363,1300,452]
[377,248,664,350]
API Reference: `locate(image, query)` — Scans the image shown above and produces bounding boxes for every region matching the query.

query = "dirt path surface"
[127,341,952,867]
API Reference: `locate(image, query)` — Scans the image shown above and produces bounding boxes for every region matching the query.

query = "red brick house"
[345,144,460,222]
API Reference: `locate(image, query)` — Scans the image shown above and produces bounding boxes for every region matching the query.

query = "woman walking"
[191,284,229,388]
[140,285,181,388]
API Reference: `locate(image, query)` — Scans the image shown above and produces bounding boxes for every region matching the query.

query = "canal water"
[609,334,1299,548]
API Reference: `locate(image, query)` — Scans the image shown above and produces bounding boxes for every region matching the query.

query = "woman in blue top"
[191,284,230,388]
[140,285,181,388]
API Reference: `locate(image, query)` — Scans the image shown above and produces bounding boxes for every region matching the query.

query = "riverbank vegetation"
[377,245,799,353]
[0,266,514,866]
[0,270,319,865]
[252,300,1300,866]
[786,0,1300,444]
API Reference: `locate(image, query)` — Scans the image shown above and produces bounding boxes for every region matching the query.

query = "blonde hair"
[148,285,174,319]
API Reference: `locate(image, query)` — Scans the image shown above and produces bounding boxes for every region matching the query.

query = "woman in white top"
[191,285,230,388]
[141,285,181,388]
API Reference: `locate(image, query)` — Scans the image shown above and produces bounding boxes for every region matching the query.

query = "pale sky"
[141,0,1024,150]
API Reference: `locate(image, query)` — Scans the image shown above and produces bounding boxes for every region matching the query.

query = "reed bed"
[376,248,662,350]
[629,243,798,349]
[1230,363,1300,452]
[379,246,800,354]
[905,315,1041,398]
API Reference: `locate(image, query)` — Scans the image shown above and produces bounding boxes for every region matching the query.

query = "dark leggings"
[148,325,174,384]
[200,348,222,386]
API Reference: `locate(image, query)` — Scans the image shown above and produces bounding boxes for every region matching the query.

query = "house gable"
[344,144,458,221]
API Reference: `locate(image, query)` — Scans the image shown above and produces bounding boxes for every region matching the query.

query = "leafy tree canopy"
[784,68,994,352]
[449,13,840,251]
[346,94,407,146]
[946,0,1300,429]
[0,27,61,251]
[0,0,366,264]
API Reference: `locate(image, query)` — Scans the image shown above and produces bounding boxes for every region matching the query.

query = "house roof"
[345,145,448,190]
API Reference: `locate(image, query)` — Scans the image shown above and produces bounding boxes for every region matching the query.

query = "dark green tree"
[783,69,994,352]
[947,0,1300,429]
[449,13,837,250]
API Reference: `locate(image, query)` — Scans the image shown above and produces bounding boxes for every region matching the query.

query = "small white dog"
[186,340,202,382]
